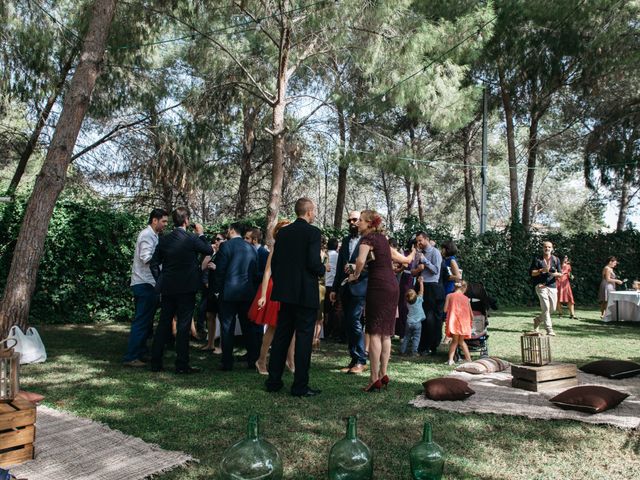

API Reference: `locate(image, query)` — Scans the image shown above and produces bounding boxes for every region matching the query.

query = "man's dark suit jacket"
[214,236,258,302]
[271,218,326,309]
[256,245,269,281]
[150,228,213,295]
[333,235,368,296]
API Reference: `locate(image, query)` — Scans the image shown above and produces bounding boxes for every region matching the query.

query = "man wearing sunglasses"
[330,210,368,374]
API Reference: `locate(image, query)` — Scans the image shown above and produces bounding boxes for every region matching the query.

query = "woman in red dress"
[348,210,415,392]
[248,220,295,374]
[556,256,576,319]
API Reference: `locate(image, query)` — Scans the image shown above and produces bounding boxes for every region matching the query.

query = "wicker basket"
[520,332,551,366]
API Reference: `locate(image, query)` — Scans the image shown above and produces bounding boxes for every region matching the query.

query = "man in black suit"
[266,198,326,397]
[245,227,269,280]
[214,222,262,371]
[330,210,368,374]
[149,207,213,373]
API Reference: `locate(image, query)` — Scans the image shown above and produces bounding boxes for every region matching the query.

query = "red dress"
[445,291,473,338]
[248,278,280,327]
[556,263,575,303]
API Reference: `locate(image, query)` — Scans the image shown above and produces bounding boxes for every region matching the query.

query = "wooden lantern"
[520,332,551,366]
[0,339,20,402]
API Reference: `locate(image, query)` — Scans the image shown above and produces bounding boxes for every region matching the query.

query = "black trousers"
[151,292,196,370]
[419,282,445,354]
[266,302,316,395]
[219,299,262,369]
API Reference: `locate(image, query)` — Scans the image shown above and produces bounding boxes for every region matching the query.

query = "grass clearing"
[22,307,640,479]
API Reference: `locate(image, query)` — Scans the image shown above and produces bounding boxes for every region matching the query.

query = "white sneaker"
[445,360,455,366]
[546,330,556,336]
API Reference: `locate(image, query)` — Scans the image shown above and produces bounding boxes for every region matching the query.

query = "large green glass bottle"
[328,416,373,480]
[219,414,283,479]
[409,422,445,480]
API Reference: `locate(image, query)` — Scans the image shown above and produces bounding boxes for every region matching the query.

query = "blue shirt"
[406,295,425,325]
[419,245,442,283]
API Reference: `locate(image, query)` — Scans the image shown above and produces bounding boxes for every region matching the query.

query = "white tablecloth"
[602,290,640,322]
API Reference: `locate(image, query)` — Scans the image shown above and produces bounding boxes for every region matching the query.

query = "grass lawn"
[22,307,640,479]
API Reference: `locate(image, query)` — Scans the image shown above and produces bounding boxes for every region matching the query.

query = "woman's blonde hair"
[455,279,467,292]
[360,209,385,234]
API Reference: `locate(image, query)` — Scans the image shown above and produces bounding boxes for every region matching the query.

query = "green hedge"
[0,201,638,324]
[394,218,640,308]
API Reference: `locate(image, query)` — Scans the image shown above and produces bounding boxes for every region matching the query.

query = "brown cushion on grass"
[549,386,629,414]
[423,377,475,401]
[579,359,640,379]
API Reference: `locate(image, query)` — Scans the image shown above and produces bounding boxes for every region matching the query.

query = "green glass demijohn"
[219,414,283,480]
[409,422,445,480]
[328,416,373,480]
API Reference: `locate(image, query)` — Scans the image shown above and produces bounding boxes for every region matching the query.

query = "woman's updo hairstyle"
[360,209,385,234]
[273,219,291,240]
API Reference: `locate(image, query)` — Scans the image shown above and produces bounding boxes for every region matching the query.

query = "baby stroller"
[453,282,495,360]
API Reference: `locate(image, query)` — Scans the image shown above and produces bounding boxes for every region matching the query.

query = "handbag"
[6,326,47,365]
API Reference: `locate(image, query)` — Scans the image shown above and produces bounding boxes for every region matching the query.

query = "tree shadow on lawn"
[22,323,640,479]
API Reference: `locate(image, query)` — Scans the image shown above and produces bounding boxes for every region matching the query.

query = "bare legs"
[379,335,391,379]
[256,325,276,374]
[447,334,471,364]
[367,334,381,385]
[256,325,295,375]
[201,312,221,353]
[313,316,323,351]
[600,301,607,317]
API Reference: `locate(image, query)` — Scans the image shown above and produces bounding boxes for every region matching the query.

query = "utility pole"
[480,87,489,234]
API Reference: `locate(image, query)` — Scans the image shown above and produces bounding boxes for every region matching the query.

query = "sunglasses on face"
[347,218,358,223]
[215,237,224,242]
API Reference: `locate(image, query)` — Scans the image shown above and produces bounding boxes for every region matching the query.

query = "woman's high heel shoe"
[380,375,390,389]
[255,361,268,375]
[363,379,382,393]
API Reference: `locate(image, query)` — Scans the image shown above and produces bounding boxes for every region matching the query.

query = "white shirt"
[130,225,159,286]
[348,236,360,259]
[325,250,339,287]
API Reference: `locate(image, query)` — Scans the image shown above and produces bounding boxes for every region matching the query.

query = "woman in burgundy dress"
[348,210,415,392]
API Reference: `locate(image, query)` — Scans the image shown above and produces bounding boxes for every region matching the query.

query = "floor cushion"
[423,377,475,401]
[549,385,629,414]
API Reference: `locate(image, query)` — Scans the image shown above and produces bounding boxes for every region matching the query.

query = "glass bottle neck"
[247,415,259,439]
[346,417,357,440]
[422,423,432,443]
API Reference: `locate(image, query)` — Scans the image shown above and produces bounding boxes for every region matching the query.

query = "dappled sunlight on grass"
[19,307,640,479]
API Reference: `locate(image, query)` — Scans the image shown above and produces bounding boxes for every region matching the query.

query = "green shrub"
[0,201,638,324]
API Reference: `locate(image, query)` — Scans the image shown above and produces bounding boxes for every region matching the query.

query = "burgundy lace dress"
[361,232,399,336]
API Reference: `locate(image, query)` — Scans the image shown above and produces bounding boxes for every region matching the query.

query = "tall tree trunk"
[265,25,291,246]
[380,169,394,230]
[462,126,474,233]
[498,65,520,224]
[404,175,414,216]
[0,0,117,336]
[333,102,348,229]
[235,103,258,218]
[616,165,632,231]
[522,114,540,231]
[415,182,424,222]
[6,48,78,196]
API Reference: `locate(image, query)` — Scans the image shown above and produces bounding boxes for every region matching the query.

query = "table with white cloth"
[602,290,640,322]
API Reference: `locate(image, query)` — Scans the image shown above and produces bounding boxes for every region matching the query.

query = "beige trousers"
[534,285,557,332]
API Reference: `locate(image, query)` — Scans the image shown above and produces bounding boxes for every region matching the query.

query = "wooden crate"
[511,362,578,392]
[0,398,36,467]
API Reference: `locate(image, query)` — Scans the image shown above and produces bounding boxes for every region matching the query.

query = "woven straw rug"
[9,406,194,480]
[410,367,640,429]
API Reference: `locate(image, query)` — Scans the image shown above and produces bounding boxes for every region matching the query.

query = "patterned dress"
[361,233,399,336]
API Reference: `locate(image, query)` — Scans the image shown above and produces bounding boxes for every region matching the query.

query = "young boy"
[400,277,425,356]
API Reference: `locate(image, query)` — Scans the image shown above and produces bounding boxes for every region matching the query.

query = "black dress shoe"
[150,366,164,372]
[175,366,202,374]
[291,388,321,397]
[219,365,233,372]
